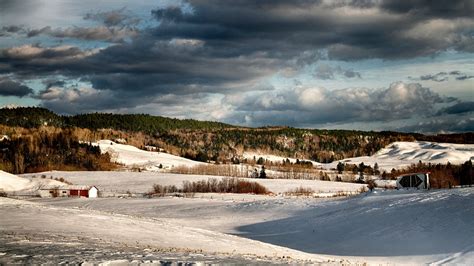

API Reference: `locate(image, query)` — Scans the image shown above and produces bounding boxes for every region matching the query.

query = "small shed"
[396,172,430,189]
[39,185,99,198]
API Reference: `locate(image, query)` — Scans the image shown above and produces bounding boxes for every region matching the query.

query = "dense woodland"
[0,107,472,181]
[0,128,115,174]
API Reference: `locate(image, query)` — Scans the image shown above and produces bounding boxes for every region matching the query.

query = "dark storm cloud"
[413,71,474,82]
[0,0,39,15]
[0,25,25,36]
[420,72,449,82]
[3,8,139,42]
[380,0,474,18]
[2,1,473,85]
[0,0,473,129]
[438,101,474,115]
[456,75,474,80]
[84,8,141,27]
[25,26,137,42]
[313,64,361,80]
[42,79,66,89]
[400,115,474,134]
[0,39,278,95]
[0,77,33,97]
[0,45,97,77]
[151,0,474,60]
[343,69,361,79]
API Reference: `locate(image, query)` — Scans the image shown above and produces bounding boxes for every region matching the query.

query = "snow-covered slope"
[93,140,204,170]
[0,170,31,191]
[246,141,473,171]
[243,152,319,166]
[329,141,474,171]
[0,170,64,192]
[236,188,474,264]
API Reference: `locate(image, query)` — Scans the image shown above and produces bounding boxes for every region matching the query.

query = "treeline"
[0,107,231,132]
[159,128,415,163]
[0,129,116,174]
[1,107,472,165]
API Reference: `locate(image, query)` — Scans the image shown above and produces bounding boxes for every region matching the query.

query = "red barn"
[39,185,99,198]
[68,186,99,198]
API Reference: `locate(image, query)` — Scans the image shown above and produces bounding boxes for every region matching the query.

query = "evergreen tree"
[374,162,380,175]
[337,162,345,174]
[259,166,266,179]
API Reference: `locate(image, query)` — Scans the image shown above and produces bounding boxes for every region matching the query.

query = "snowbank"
[0,170,65,192]
[0,170,31,192]
[93,140,204,170]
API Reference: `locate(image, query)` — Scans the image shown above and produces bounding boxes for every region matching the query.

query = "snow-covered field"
[1,188,473,264]
[21,171,366,195]
[93,140,204,170]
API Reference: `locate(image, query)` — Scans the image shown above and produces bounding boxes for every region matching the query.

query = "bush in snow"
[284,186,315,196]
[149,177,270,196]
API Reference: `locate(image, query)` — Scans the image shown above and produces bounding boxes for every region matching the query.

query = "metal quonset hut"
[396,172,430,189]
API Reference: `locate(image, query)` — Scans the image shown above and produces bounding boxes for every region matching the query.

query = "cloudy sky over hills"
[0,0,473,133]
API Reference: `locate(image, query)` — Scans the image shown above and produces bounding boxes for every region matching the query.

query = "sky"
[0,0,473,133]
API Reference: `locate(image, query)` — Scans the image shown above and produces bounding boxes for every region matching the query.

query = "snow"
[1,188,473,264]
[0,196,329,264]
[92,140,204,170]
[0,170,64,192]
[235,188,474,264]
[92,140,472,173]
[0,171,30,192]
[244,152,319,166]
[246,141,474,171]
[2,139,473,263]
[21,171,366,195]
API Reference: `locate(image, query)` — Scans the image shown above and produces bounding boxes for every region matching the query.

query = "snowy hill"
[330,141,474,171]
[0,170,64,192]
[93,140,204,170]
[246,141,473,171]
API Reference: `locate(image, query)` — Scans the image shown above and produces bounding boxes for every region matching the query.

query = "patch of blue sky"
[268,51,473,98]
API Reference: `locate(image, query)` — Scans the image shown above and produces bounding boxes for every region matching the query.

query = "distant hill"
[0,107,472,174]
[0,107,232,132]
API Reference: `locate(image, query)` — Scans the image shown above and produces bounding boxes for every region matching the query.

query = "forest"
[0,107,472,176]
